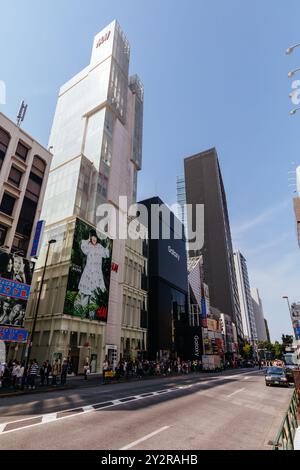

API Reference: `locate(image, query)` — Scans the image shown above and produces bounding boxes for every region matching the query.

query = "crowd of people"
[0,356,267,390]
[0,358,71,390]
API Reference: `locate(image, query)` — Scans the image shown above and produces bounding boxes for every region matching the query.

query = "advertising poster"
[0,251,35,327]
[291,303,300,340]
[63,219,112,322]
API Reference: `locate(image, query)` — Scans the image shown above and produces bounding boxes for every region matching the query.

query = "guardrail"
[271,390,299,450]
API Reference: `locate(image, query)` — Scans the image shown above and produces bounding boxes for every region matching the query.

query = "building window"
[0,193,16,216]
[8,166,23,187]
[31,155,46,178]
[0,224,8,246]
[16,196,37,239]
[0,127,10,170]
[15,141,29,161]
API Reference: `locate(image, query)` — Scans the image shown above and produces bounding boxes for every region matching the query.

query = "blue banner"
[201,298,207,320]
[30,220,45,257]
[0,326,28,343]
[0,278,30,301]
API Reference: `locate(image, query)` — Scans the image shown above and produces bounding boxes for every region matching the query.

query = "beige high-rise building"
[0,113,52,256]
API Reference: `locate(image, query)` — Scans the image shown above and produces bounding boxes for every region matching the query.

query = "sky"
[1,0,300,342]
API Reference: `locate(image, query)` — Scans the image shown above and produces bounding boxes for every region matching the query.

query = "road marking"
[226,388,245,398]
[41,413,57,424]
[0,422,7,433]
[244,377,250,380]
[82,405,94,412]
[119,426,170,450]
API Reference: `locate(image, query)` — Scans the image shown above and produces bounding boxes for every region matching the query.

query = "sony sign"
[168,246,180,262]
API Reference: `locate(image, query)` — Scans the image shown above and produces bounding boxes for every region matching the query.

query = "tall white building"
[251,287,268,342]
[234,251,257,344]
[25,21,144,372]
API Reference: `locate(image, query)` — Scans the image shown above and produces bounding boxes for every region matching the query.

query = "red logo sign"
[96,31,111,49]
[111,263,119,273]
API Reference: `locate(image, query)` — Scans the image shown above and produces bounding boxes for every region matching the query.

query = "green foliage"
[274,342,283,358]
[242,343,253,358]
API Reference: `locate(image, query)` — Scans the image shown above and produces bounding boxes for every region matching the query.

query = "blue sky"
[1,0,300,341]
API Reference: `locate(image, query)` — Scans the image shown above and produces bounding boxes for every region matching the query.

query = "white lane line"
[0,422,7,433]
[120,426,170,450]
[226,388,245,398]
[41,413,57,424]
[82,405,94,412]
[244,377,250,380]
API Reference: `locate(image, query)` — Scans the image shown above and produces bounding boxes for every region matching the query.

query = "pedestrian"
[0,362,5,388]
[102,357,109,383]
[17,361,25,389]
[84,361,90,380]
[28,359,39,390]
[52,359,61,386]
[61,359,68,385]
[12,362,19,389]
[39,362,46,386]
[45,360,52,386]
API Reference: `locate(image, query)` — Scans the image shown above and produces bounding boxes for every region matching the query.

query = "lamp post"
[288,67,300,78]
[282,295,292,317]
[25,239,56,371]
[286,43,300,55]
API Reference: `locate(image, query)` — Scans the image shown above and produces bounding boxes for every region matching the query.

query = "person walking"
[102,357,109,383]
[52,359,61,386]
[45,360,52,386]
[83,362,90,380]
[17,362,25,389]
[61,359,68,385]
[28,359,39,390]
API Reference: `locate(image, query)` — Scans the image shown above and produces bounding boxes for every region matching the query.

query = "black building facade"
[184,148,244,344]
[138,197,189,360]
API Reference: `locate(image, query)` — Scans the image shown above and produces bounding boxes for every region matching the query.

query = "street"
[0,368,294,450]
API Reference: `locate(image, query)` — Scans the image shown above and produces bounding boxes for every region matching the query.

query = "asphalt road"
[0,368,294,450]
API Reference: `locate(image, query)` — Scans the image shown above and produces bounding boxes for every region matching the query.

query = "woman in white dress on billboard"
[76,231,110,318]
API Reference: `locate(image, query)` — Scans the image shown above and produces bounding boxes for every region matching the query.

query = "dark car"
[265,367,289,387]
[241,360,254,368]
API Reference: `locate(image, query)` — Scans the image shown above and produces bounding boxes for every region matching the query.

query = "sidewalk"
[0,373,103,398]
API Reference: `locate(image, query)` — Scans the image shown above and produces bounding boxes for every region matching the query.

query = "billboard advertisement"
[63,219,112,322]
[291,303,300,340]
[0,251,35,327]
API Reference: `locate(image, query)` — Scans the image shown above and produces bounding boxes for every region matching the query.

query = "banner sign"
[0,326,28,343]
[63,218,112,323]
[0,278,30,300]
[30,220,45,257]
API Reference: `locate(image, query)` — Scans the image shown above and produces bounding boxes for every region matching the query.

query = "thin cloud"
[232,199,290,238]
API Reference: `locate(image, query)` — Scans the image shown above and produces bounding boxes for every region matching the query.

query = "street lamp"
[286,43,300,55]
[288,67,300,78]
[25,239,56,371]
[289,107,300,116]
[282,295,292,313]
